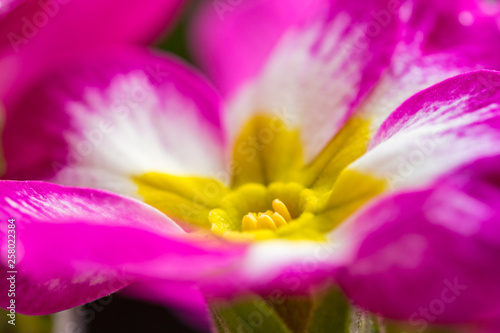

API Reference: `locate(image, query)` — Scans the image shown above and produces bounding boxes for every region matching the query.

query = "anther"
[242,214,257,231]
[271,212,287,228]
[272,199,292,222]
[241,199,293,232]
[257,214,277,230]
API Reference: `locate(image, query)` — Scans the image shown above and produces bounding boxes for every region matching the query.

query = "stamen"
[257,214,277,230]
[271,212,287,228]
[241,199,292,232]
[242,214,257,231]
[272,199,292,222]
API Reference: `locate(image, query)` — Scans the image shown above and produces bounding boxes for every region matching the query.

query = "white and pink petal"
[198,239,346,299]
[191,0,402,161]
[2,47,226,197]
[350,70,500,190]
[335,155,500,324]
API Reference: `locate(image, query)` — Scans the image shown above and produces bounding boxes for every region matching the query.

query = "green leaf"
[273,295,314,333]
[209,287,358,333]
[210,295,292,333]
[209,287,466,333]
[306,288,350,333]
[0,310,52,333]
[345,307,383,333]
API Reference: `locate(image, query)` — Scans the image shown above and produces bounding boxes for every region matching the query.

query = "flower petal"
[0,180,243,315]
[335,155,500,323]
[191,0,402,161]
[0,0,23,17]
[2,47,226,197]
[199,239,346,299]
[358,0,500,129]
[351,70,500,190]
[0,0,184,107]
[0,108,5,177]
[190,0,323,98]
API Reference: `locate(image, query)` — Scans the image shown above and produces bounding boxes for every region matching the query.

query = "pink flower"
[2,0,500,331]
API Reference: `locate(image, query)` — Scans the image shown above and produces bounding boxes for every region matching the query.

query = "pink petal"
[0,180,243,315]
[0,0,185,109]
[335,155,500,324]
[198,240,345,299]
[0,0,23,17]
[359,0,500,128]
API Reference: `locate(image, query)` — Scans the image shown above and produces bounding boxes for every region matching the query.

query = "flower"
[2,0,500,331]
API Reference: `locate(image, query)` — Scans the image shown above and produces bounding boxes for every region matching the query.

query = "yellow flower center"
[133,115,387,242]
